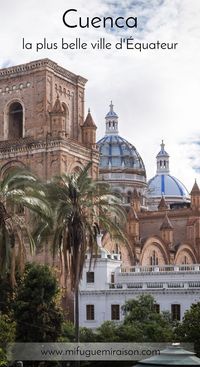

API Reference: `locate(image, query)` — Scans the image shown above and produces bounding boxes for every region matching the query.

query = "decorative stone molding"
[0,82,31,94]
[0,59,87,86]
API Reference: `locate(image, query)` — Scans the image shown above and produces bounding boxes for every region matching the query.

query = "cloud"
[0,0,200,191]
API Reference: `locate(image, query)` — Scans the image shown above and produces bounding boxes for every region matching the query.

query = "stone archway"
[175,244,197,265]
[0,160,26,178]
[140,237,169,266]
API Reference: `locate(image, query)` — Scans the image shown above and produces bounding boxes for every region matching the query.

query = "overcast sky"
[1,0,200,191]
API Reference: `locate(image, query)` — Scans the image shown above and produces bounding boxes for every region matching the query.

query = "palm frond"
[47,161,128,291]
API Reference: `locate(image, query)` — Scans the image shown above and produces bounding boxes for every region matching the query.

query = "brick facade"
[0,58,99,181]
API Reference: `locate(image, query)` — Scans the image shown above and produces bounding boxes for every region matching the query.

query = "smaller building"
[79,242,200,329]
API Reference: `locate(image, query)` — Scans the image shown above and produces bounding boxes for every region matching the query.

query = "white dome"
[148,174,189,199]
[147,141,190,207]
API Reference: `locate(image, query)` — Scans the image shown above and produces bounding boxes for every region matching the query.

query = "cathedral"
[0,58,200,270]
[97,102,200,267]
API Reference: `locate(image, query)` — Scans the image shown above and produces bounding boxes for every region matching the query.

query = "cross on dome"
[161,139,165,152]
[109,101,114,112]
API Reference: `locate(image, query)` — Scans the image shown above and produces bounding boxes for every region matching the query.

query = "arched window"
[8,102,23,139]
[150,250,158,266]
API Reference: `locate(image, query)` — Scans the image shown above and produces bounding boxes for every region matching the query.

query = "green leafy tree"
[96,321,121,342]
[60,321,75,341]
[122,295,174,342]
[175,301,200,356]
[0,167,51,286]
[114,323,144,342]
[61,322,97,343]
[44,162,127,342]
[0,314,16,366]
[0,276,14,314]
[14,263,63,342]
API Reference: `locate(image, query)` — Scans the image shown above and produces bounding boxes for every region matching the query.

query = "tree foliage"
[0,167,51,286]
[0,314,15,366]
[122,295,174,342]
[44,162,127,291]
[0,276,15,314]
[61,321,97,342]
[14,263,63,342]
[61,296,174,343]
[175,301,200,356]
[40,162,127,342]
[92,296,174,343]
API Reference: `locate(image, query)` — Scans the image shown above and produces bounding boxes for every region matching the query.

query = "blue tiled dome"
[106,110,118,118]
[97,102,146,196]
[97,134,146,172]
[147,141,190,205]
[148,174,189,198]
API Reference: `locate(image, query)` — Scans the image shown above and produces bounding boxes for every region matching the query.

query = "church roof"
[97,134,146,173]
[148,174,189,198]
[148,142,189,202]
[97,103,146,177]
[160,213,173,230]
[190,180,200,195]
[83,109,97,128]
[158,195,169,210]
[156,140,169,158]
[106,101,118,118]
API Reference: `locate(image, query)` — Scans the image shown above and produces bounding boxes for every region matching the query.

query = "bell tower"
[0,59,99,180]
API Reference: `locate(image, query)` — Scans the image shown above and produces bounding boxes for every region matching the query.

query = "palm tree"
[0,167,51,287]
[46,162,127,342]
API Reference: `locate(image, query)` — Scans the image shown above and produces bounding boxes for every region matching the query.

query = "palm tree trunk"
[75,284,80,367]
[75,284,80,342]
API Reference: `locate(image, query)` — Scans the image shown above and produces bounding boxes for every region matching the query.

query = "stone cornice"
[80,288,200,296]
[138,208,193,219]
[0,59,87,86]
[118,270,200,277]
[0,136,99,161]
[99,167,146,176]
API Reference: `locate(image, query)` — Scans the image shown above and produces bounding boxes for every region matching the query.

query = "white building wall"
[79,251,200,328]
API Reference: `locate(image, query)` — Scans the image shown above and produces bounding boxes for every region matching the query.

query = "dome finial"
[105,101,119,135]
[161,139,165,151]
[110,101,114,112]
[156,140,170,174]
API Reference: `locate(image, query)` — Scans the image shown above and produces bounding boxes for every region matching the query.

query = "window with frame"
[8,102,23,139]
[86,271,94,283]
[86,304,94,320]
[171,304,181,321]
[111,273,115,283]
[111,304,120,320]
